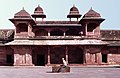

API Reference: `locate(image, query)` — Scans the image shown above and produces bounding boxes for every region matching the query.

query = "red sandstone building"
[0,5,120,66]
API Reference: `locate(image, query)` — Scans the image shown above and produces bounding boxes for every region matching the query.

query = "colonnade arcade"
[34,28,81,36]
[32,45,84,66]
[7,45,104,66]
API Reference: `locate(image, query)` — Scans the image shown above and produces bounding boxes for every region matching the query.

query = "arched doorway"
[68,46,83,64]
[32,46,48,66]
[50,46,65,64]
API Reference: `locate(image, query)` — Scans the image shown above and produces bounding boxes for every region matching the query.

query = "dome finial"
[38,4,40,7]
[73,4,75,7]
[22,7,24,10]
[90,7,93,10]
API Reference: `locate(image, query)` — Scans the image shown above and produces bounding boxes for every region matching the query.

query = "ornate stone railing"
[29,35,101,40]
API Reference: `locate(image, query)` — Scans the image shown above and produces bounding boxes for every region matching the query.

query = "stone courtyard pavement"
[0,66,120,78]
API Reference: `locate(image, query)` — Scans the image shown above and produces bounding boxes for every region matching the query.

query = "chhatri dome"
[32,5,46,19]
[69,5,79,14]
[67,5,81,21]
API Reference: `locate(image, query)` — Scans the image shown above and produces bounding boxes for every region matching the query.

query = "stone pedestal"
[52,65,70,73]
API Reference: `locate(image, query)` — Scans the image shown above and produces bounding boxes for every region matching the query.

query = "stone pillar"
[28,24,31,36]
[90,54,95,64]
[69,18,71,21]
[47,46,50,65]
[35,18,36,22]
[65,46,68,64]
[42,18,44,21]
[95,53,97,63]
[107,54,110,64]
[85,52,91,64]
[14,53,20,66]
[85,24,88,35]
[97,52,102,64]
[83,46,86,64]
[28,24,34,37]
[25,47,33,66]
[77,18,78,21]
[85,46,91,64]
[14,23,18,36]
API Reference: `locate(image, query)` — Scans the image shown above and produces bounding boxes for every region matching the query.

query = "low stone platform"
[52,65,70,73]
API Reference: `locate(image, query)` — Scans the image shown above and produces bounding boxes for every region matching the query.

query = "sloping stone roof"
[14,8,31,18]
[81,8,105,22]
[83,8,101,18]
[107,41,120,46]
[5,39,108,46]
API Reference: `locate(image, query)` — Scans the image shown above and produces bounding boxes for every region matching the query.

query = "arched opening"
[6,47,14,66]
[50,29,63,36]
[16,23,28,33]
[87,23,97,32]
[35,29,48,36]
[68,46,83,64]
[50,46,65,64]
[66,29,79,36]
[32,46,48,66]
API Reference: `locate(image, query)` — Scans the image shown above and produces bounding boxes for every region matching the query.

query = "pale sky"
[0,0,119,30]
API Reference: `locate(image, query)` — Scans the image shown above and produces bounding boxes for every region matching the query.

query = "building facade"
[0,5,120,66]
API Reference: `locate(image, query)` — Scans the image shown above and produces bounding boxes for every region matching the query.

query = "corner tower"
[80,8,105,37]
[9,8,35,38]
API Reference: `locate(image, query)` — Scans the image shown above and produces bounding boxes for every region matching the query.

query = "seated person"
[62,58,68,66]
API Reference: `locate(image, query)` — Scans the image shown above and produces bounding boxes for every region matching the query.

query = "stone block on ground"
[52,65,70,73]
